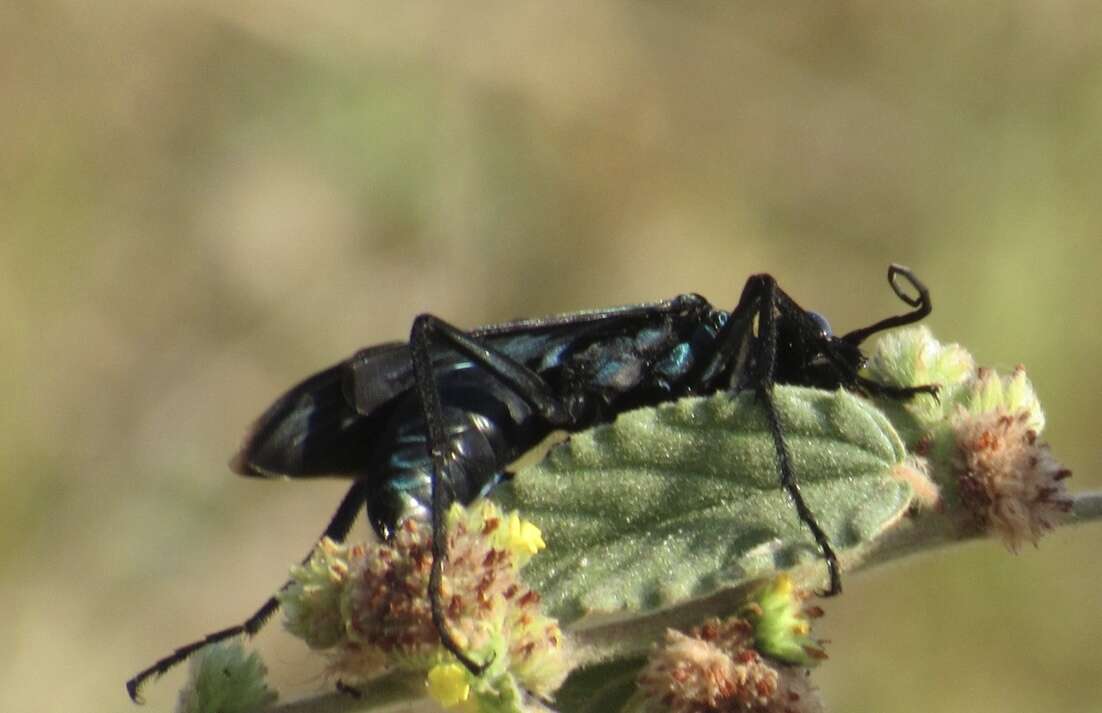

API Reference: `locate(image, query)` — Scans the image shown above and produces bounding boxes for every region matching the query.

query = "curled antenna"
[842,264,931,346]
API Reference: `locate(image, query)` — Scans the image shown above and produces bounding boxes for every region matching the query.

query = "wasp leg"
[698,274,843,597]
[751,277,843,596]
[126,478,369,702]
[408,313,590,675]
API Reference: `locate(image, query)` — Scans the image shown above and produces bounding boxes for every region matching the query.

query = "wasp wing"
[231,347,405,478]
[232,315,653,481]
[342,341,419,415]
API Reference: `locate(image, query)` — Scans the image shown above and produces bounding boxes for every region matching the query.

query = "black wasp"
[127,264,935,700]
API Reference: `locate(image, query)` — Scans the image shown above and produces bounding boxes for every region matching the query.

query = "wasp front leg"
[696,275,843,597]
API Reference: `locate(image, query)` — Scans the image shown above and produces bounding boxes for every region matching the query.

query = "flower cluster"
[951,371,1072,550]
[635,577,824,713]
[866,327,1072,548]
[278,502,568,711]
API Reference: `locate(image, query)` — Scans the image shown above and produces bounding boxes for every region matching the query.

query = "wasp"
[127,264,934,700]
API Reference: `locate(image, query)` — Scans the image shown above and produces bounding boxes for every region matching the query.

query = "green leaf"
[493,386,911,625]
[551,658,647,713]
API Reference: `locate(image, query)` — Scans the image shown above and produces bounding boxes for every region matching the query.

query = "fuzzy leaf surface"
[493,387,911,624]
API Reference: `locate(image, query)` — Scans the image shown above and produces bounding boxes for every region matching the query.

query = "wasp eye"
[807,310,833,337]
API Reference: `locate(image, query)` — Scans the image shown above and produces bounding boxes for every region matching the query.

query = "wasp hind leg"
[125,479,369,702]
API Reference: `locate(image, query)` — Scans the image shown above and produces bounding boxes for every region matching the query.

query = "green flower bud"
[279,537,351,650]
[742,575,827,668]
[175,642,276,713]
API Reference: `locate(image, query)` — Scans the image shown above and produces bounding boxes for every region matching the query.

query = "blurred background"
[2,2,1100,711]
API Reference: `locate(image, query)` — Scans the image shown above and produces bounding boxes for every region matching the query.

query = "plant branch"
[855,489,1102,572]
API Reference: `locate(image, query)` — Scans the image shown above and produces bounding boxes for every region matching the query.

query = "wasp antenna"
[842,264,932,345]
